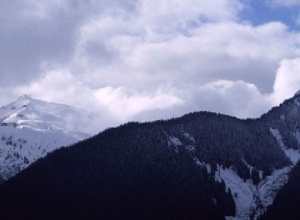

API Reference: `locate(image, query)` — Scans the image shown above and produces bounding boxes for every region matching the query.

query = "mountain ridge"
[1,93,300,219]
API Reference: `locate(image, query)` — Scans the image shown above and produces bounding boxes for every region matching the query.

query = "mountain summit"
[0,95,89,138]
[0,95,91,181]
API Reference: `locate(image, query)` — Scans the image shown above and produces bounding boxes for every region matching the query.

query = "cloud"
[266,0,300,7]
[272,58,300,104]
[0,0,139,87]
[14,57,300,134]
[136,0,243,33]
[94,87,183,120]
[0,1,77,86]
[17,68,271,128]
[1,0,300,133]
[72,19,300,94]
[193,80,272,118]
[17,69,183,132]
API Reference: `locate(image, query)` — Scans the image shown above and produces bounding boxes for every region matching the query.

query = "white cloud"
[16,69,183,132]
[136,0,243,34]
[272,58,300,104]
[94,87,183,120]
[72,19,300,94]
[2,0,300,132]
[13,57,300,133]
[180,80,272,119]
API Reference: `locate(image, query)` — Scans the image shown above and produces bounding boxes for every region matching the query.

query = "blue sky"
[241,0,300,29]
[1,0,300,132]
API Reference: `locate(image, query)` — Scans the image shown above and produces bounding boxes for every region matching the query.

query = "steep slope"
[1,93,300,219]
[259,162,300,220]
[0,95,90,181]
[261,92,300,151]
[256,93,300,220]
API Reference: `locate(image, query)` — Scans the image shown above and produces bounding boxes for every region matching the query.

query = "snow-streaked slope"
[221,128,300,220]
[0,95,91,180]
[167,130,295,220]
[219,166,292,220]
[270,128,300,164]
[0,95,90,139]
[222,127,300,220]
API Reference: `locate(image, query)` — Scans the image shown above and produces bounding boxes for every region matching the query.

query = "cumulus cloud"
[70,15,300,94]
[1,0,300,133]
[272,58,300,104]
[192,80,272,118]
[16,69,184,132]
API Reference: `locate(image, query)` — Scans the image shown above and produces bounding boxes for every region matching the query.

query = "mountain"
[1,93,300,219]
[0,95,90,181]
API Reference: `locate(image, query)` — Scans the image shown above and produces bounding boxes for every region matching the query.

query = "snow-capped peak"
[0,96,93,181]
[0,95,90,139]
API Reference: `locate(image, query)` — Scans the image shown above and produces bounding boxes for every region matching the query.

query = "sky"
[1,0,300,133]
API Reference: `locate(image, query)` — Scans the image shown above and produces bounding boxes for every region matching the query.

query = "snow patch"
[270,128,285,149]
[270,128,300,164]
[216,167,254,220]
[169,136,182,146]
[253,167,291,219]
[185,145,196,152]
[216,165,292,220]
[193,157,211,174]
[284,148,300,164]
[183,132,195,142]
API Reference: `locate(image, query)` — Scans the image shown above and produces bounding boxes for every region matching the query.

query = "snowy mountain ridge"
[0,95,89,139]
[2,93,300,219]
[0,95,91,181]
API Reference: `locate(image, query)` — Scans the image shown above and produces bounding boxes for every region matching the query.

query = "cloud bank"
[1,0,300,133]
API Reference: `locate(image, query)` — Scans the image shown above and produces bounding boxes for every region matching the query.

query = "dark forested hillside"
[0,121,236,220]
[261,94,300,150]
[2,93,300,219]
